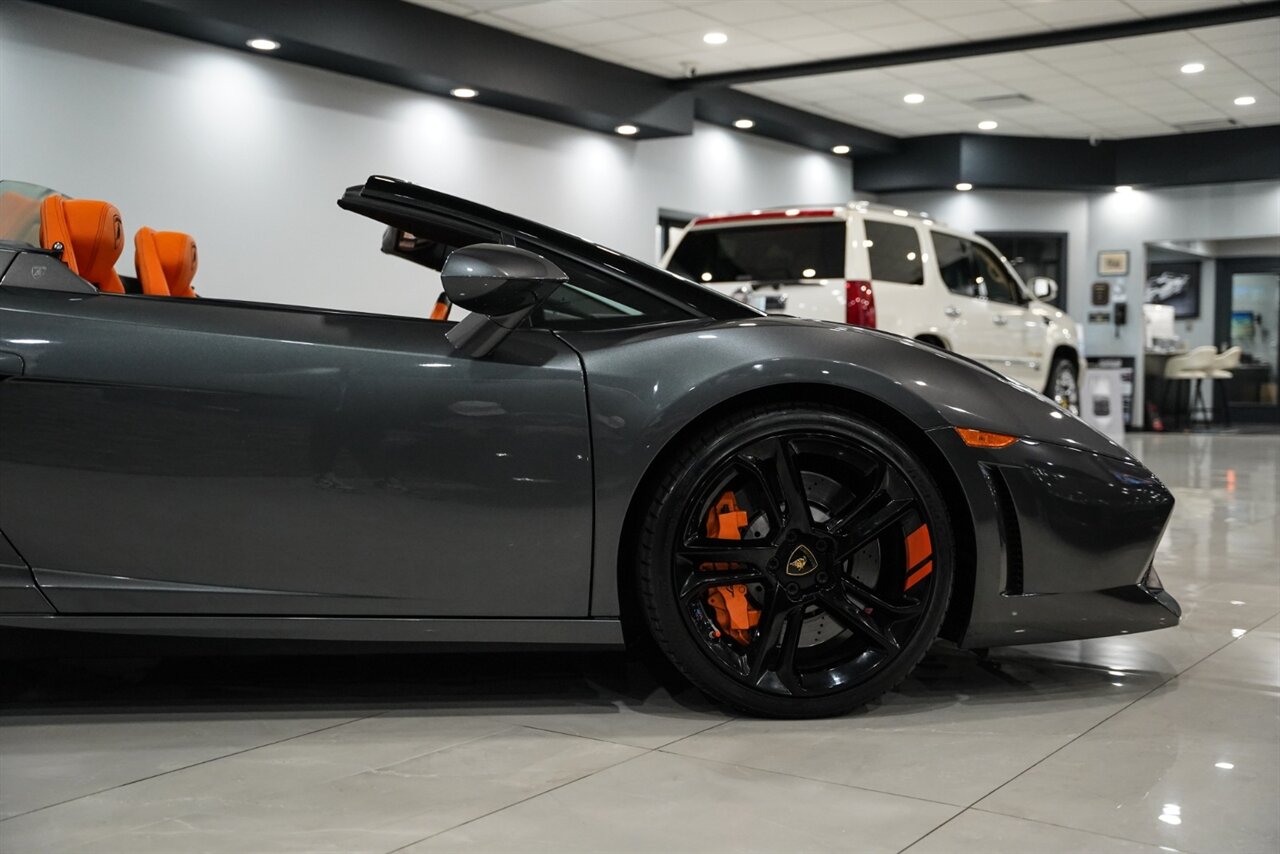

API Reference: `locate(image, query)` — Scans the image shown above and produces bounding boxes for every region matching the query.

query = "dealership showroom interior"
[2,0,1280,851]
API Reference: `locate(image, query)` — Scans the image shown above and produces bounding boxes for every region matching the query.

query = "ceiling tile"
[939,8,1047,37]
[856,20,966,48]
[1024,0,1138,28]
[781,31,887,59]
[1124,0,1240,16]
[488,0,599,28]
[738,14,835,41]
[694,0,798,24]
[613,7,720,35]
[564,1,673,18]
[540,18,649,44]
[814,3,929,30]
[592,33,690,60]
[900,0,1012,18]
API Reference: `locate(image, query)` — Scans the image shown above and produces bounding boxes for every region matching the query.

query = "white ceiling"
[745,22,1280,138]
[407,0,1279,139]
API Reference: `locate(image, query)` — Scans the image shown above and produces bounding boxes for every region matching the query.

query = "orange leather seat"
[39,195,125,293]
[134,227,198,298]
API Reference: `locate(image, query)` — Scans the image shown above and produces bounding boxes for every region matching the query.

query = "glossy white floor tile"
[404,751,959,854]
[1,433,1277,853]
[902,809,1170,854]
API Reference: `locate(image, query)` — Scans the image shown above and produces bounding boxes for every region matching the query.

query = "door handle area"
[0,351,24,379]
[992,314,1009,326]
[944,306,961,318]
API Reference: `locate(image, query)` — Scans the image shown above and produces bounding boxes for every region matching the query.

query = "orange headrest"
[135,226,198,298]
[40,195,124,293]
[0,191,41,244]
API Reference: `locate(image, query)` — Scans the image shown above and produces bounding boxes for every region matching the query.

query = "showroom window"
[865,220,924,285]
[667,222,845,283]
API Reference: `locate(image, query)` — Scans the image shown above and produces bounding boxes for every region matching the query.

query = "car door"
[969,240,1043,387]
[930,230,998,364]
[0,284,594,618]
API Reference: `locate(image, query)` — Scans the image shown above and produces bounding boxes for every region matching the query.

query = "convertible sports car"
[0,176,1179,717]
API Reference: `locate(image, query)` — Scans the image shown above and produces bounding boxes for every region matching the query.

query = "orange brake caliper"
[703,491,761,645]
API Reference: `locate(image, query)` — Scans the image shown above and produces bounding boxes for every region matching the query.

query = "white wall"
[0,2,850,317]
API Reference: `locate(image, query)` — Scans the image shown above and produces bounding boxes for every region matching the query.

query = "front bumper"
[930,428,1181,648]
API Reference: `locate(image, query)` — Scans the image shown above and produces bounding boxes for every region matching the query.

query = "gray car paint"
[557,317,1170,645]
[0,288,593,617]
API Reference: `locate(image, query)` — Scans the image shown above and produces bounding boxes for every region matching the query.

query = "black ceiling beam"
[853,125,1280,193]
[695,90,897,155]
[676,1,1280,89]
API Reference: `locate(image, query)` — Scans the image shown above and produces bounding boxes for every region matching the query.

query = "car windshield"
[0,180,59,246]
[668,222,846,284]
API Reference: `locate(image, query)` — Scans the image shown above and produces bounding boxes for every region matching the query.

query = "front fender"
[559,317,1127,617]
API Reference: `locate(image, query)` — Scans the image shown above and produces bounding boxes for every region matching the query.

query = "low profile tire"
[635,404,953,718]
[1045,355,1080,416]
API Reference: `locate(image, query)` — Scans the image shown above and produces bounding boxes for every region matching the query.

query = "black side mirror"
[442,244,567,357]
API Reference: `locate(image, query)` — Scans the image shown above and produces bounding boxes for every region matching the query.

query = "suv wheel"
[1046,356,1080,415]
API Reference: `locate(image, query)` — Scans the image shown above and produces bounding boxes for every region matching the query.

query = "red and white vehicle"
[662,202,1084,411]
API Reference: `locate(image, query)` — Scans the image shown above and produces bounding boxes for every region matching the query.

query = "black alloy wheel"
[636,404,953,718]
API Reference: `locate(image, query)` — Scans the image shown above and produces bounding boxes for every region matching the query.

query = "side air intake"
[987,467,1024,596]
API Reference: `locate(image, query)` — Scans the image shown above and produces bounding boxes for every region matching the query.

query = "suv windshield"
[0,180,58,246]
[669,222,845,284]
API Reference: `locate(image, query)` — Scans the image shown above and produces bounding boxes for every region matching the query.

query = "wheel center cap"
[785,543,819,577]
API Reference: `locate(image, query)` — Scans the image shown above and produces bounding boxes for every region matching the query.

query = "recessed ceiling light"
[831,144,850,155]
[615,124,638,135]
[450,87,478,99]
[903,93,925,104]
[1115,185,1134,193]
[703,31,728,45]
[978,120,998,130]
[1181,62,1205,74]
[892,209,909,217]
[733,118,755,129]
[1234,95,1256,106]
[245,38,280,51]
[955,182,973,191]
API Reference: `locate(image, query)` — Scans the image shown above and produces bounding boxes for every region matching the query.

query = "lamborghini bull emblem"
[786,544,819,577]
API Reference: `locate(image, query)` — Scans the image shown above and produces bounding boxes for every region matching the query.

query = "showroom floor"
[1,432,1276,854]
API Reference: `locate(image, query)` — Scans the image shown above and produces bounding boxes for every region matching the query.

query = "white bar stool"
[1163,346,1216,430]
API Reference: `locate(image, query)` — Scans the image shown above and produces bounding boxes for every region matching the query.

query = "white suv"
[662,202,1084,411]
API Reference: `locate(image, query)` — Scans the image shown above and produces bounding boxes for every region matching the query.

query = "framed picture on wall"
[1145,259,1201,319]
[1097,250,1129,276]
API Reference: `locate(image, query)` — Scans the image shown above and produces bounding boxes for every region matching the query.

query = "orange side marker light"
[955,427,1019,448]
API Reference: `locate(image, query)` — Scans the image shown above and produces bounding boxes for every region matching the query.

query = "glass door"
[1216,257,1280,422]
